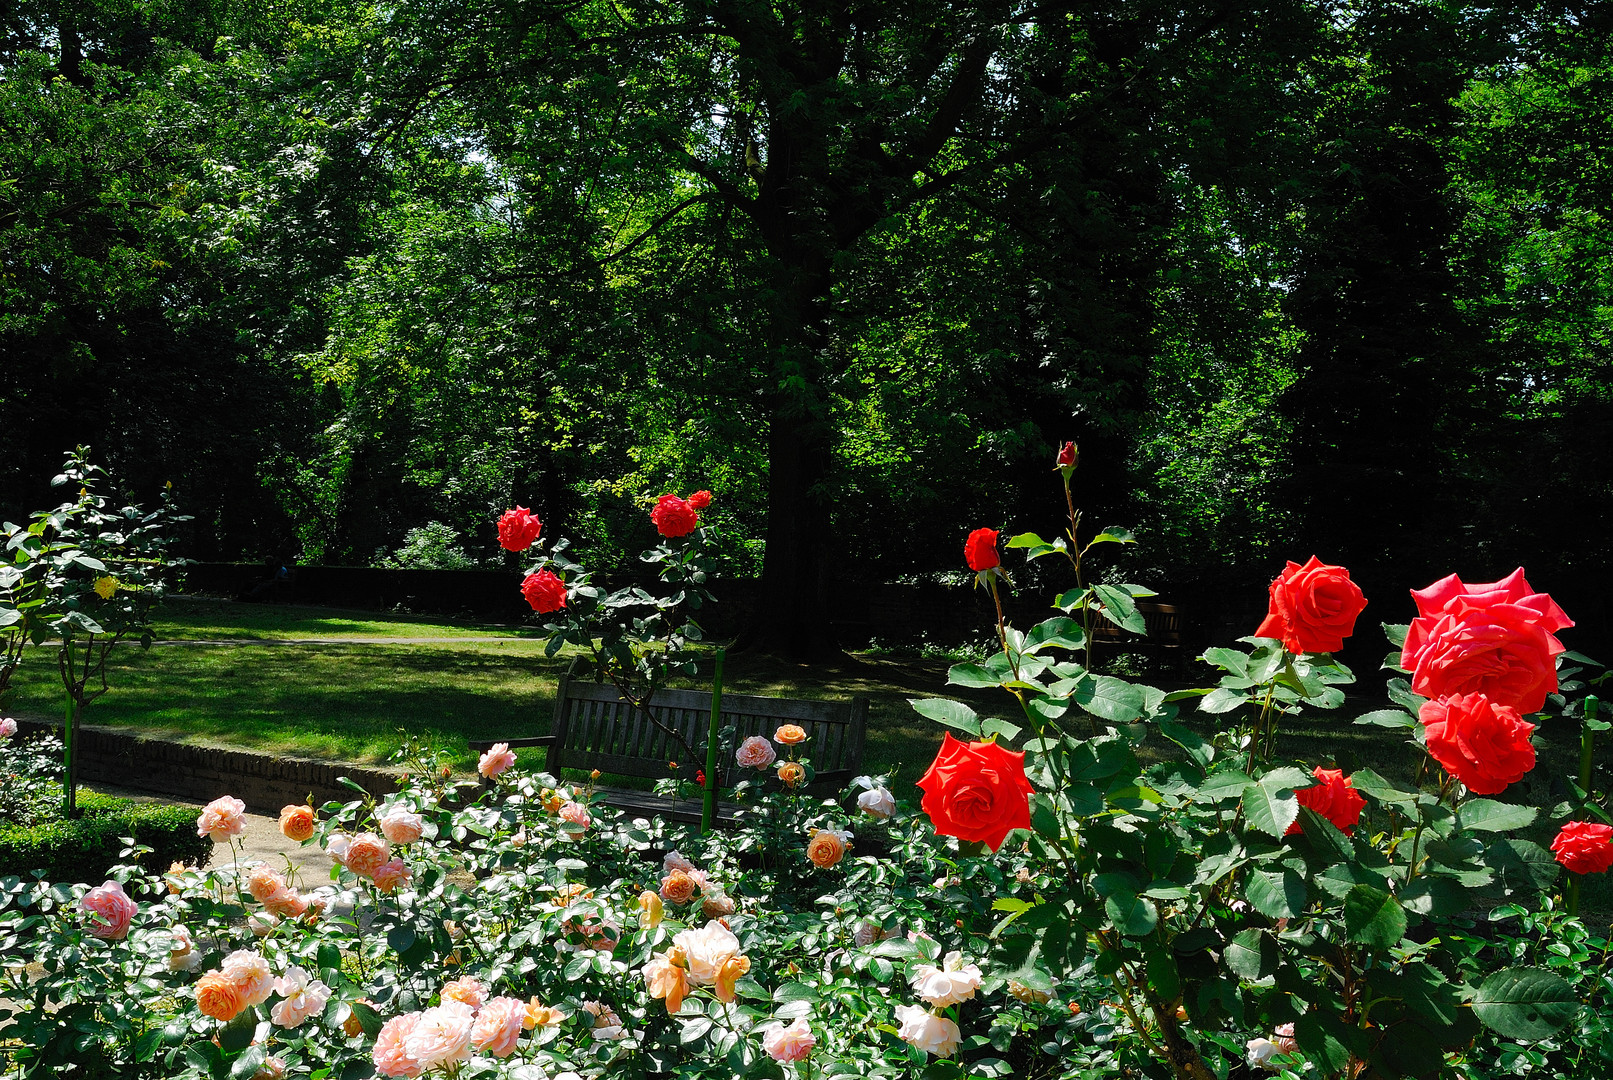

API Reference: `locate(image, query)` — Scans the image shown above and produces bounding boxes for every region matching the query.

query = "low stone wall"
[16,719,401,813]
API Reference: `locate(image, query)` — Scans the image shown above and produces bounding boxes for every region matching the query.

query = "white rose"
[672,920,743,986]
[910,951,983,1008]
[1246,1038,1281,1070]
[894,1004,961,1057]
[857,787,896,819]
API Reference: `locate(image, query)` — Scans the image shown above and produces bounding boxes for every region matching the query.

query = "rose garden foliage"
[0,467,1610,1079]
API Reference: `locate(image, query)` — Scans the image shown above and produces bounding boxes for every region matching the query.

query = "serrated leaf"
[1070,675,1145,724]
[1474,968,1580,1041]
[1092,585,1147,634]
[1353,709,1417,729]
[1458,800,1537,833]
[1243,773,1302,837]
[1399,876,1469,917]
[1104,893,1158,938]
[1245,868,1306,919]
[946,663,1000,689]
[1224,928,1278,981]
[1201,647,1249,676]
[1006,532,1051,549]
[908,698,983,737]
[1198,688,1247,714]
[1343,885,1405,948]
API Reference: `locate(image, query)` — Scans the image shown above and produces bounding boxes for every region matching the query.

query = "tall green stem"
[701,649,725,835]
[63,690,76,818]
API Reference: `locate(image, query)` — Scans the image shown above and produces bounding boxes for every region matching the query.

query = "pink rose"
[440,976,487,1010]
[345,834,391,878]
[222,950,275,1006]
[663,850,697,873]
[379,808,425,845]
[248,865,287,903]
[762,1018,816,1062]
[270,966,331,1028]
[471,997,527,1058]
[0,717,16,738]
[736,735,777,770]
[895,1004,960,1057]
[373,1013,425,1078]
[197,796,246,842]
[403,1002,475,1070]
[80,880,137,940]
[497,506,543,552]
[372,859,412,894]
[559,801,592,830]
[479,743,516,780]
[262,886,309,919]
[325,831,352,865]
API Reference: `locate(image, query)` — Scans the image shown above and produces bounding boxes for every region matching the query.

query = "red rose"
[497,506,543,552]
[1055,441,1077,469]
[1418,693,1536,795]
[521,569,568,613]
[1411,568,1572,633]
[688,490,713,510]
[1551,820,1613,875]
[650,494,699,538]
[1402,570,1571,714]
[916,733,1034,851]
[1254,556,1367,654]
[964,528,999,572]
[1284,766,1366,836]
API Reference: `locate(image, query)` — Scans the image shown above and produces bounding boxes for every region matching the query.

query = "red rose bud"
[964,528,1000,572]
[1418,693,1536,795]
[1284,767,1365,836]
[1254,556,1367,655]
[1551,820,1613,875]
[696,770,706,786]
[1054,441,1078,469]
[497,506,543,552]
[688,490,713,510]
[521,569,568,613]
[916,733,1034,852]
[650,494,700,538]
[1402,568,1570,714]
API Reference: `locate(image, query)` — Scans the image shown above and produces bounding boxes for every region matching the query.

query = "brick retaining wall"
[16,719,401,813]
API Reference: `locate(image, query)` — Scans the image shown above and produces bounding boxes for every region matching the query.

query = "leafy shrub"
[0,794,213,882]
[0,732,67,827]
[376,521,486,570]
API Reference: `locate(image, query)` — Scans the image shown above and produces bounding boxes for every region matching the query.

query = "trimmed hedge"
[0,792,213,884]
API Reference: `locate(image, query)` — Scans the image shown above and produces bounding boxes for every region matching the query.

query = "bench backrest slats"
[547,676,867,788]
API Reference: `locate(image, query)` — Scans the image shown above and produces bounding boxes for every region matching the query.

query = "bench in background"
[469,674,869,824]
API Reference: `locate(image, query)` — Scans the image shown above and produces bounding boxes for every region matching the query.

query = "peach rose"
[774,724,807,745]
[371,858,411,894]
[895,1004,961,1057]
[471,997,527,1058]
[248,866,287,904]
[583,1001,625,1040]
[223,950,275,1006]
[807,830,848,869]
[262,886,309,919]
[735,736,777,770]
[345,833,391,878]
[404,1001,475,1070]
[80,880,137,940]
[479,743,516,780]
[373,1012,425,1078]
[761,1018,817,1063]
[325,831,352,865]
[911,952,983,1008]
[638,890,664,927]
[252,1057,286,1080]
[440,976,487,1010]
[197,796,246,842]
[524,997,563,1029]
[341,998,373,1037]
[660,869,699,905]
[270,966,331,1028]
[279,804,316,842]
[379,808,425,845]
[248,911,279,937]
[1007,979,1052,1004]
[701,891,736,918]
[196,970,248,1022]
[673,920,743,985]
[645,948,690,1014]
[777,761,806,788]
[1247,1038,1281,1070]
[713,955,751,1002]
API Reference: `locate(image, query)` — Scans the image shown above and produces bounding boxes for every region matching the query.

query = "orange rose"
[196,971,248,1022]
[279,804,316,842]
[774,724,807,745]
[776,761,806,789]
[713,955,751,1002]
[660,869,699,905]
[342,998,373,1037]
[524,997,563,1030]
[806,830,847,868]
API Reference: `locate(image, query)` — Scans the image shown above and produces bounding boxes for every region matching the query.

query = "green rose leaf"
[1458,799,1538,833]
[1484,838,1560,893]
[1398,876,1470,917]
[1352,709,1417,729]
[1343,884,1405,948]
[1242,771,1305,837]
[946,663,1001,689]
[1198,688,1246,714]
[1070,674,1146,724]
[1245,867,1307,919]
[1105,893,1159,938]
[908,698,983,737]
[1091,584,1147,634]
[1474,967,1581,1041]
[1224,928,1278,981]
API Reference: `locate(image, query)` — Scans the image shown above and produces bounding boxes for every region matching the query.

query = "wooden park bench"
[1090,600,1187,673]
[469,673,869,825]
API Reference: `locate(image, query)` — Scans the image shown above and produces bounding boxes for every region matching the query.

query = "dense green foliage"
[2,0,1610,653]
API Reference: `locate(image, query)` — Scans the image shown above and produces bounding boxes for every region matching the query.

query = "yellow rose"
[93,576,118,600]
